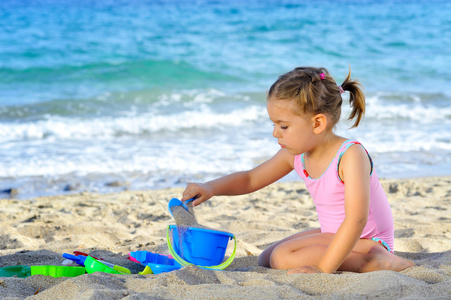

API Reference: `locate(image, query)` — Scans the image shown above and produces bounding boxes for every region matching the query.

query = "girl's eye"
[281,126,288,130]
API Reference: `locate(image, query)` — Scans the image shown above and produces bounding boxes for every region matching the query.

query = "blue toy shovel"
[168,197,195,218]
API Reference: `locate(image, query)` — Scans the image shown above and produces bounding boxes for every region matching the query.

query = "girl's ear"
[312,114,328,134]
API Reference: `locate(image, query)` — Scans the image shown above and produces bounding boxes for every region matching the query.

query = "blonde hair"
[267,66,365,128]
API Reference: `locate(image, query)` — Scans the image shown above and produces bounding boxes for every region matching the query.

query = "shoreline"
[2,171,451,201]
[0,176,450,299]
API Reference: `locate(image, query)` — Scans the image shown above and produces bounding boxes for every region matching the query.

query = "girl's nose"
[273,126,280,138]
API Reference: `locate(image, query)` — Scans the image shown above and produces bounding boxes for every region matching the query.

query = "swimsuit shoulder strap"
[336,140,374,183]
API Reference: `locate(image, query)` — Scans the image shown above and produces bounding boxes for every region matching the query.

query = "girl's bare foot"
[361,246,415,272]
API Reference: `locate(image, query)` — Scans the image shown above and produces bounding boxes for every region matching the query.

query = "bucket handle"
[166,225,237,270]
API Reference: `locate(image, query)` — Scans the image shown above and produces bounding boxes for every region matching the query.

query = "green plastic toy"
[0,265,31,278]
[30,265,86,278]
[84,256,130,274]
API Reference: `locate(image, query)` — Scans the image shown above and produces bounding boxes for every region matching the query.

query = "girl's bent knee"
[269,251,289,270]
[258,247,273,267]
[269,256,286,270]
[257,253,270,267]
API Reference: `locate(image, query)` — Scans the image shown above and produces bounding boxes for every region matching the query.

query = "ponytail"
[341,67,365,128]
[268,66,366,129]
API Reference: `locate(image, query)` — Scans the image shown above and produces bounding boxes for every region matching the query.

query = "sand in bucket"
[169,203,199,257]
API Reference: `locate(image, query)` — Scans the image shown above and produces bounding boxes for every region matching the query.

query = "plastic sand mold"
[129,251,181,274]
[0,265,31,278]
[167,225,236,270]
[84,256,130,275]
[30,266,86,278]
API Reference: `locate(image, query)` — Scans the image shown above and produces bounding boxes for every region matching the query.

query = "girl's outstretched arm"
[182,149,294,206]
[317,144,372,273]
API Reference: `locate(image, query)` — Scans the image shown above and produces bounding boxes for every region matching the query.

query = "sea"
[1,0,450,199]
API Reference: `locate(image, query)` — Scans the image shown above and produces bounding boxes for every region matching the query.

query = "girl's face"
[267,98,316,155]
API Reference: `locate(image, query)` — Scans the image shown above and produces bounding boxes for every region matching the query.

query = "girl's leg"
[268,233,414,273]
[268,232,334,270]
[258,228,321,267]
[338,244,414,273]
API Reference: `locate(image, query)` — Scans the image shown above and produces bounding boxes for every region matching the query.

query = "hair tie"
[339,85,344,94]
[319,73,326,80]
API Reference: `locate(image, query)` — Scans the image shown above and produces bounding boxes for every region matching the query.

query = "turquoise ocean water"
[1,0,450,199]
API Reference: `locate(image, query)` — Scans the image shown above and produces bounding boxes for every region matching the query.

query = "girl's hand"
[287,266,324,274]
[181,182,215,206]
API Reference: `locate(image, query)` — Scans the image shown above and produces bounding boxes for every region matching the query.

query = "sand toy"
[30,265,85,278]
[167,198,237,270]
[168,197,195,218]
[84,255,131,274]
[0,265,31,278]
[129,251,181,274]
[64,253,131,275]
[62,253,87,266]
[72,251,103,260]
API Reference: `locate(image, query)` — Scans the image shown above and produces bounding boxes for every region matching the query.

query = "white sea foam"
[365,94,451,123]
[0,104,267,142]
[0,92,450,191]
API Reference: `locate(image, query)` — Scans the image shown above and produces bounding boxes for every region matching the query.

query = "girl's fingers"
[181,182,212,205]
[181,184,196,200]
[181,193,196,202]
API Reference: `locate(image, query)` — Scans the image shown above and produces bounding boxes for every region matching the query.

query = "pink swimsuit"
[294,140,394,252]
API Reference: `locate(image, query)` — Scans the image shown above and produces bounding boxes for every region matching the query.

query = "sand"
[0,176,450,299]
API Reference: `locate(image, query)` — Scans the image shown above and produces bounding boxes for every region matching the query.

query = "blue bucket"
[167,225,236,269]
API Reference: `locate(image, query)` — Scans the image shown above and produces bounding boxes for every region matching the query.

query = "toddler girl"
[181,66,413,274]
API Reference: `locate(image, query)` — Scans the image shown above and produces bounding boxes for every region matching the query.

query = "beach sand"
[0,176,450,299]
